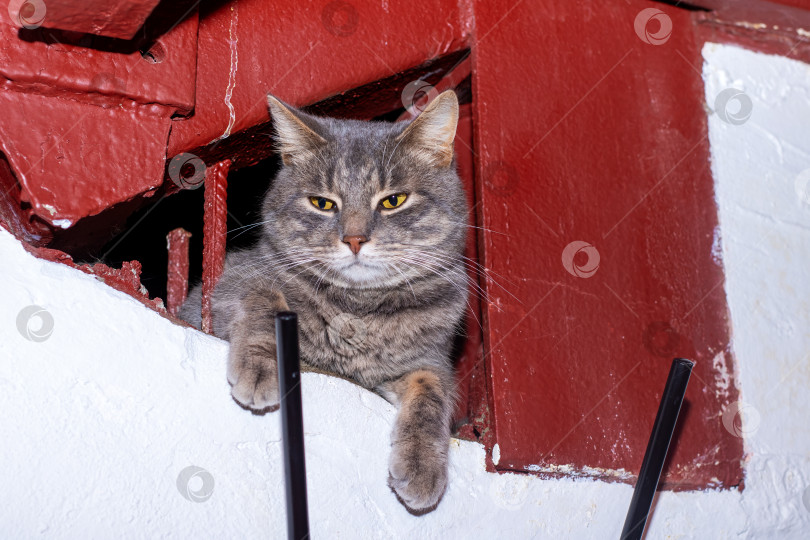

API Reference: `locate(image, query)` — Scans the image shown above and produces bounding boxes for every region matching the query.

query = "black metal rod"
[620,357,694,540]
[276,312,310,540]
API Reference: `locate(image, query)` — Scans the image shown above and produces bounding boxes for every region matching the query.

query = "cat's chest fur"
[287,283,465,389]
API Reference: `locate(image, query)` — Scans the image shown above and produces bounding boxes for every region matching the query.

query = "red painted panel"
[166,228,192,316]
[0,90,171,227]
[201,159,230,334]
[168,0,471,156]
[8,0,162,40]
[452,103,487,433]
[472,0,742,488]
[0,12,197,113]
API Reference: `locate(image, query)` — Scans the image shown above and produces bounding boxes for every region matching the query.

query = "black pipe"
[275,312,310,540]
[620,357,694,540]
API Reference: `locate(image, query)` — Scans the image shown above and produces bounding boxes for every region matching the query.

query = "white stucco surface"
[0,42,808,539]
[702,42,810,538]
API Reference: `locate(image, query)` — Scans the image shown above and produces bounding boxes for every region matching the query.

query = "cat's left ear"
[267,95,327,166]
[396,90,459,168]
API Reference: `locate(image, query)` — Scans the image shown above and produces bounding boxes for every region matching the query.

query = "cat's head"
[260,90,468,289]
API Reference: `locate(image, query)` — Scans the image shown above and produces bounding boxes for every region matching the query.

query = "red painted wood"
[167,0,471,157]
[471,0,742,488]
[694,7,810,65]
[451,103,487,434]
[201,159,231,334]
[0,90,172,227]
[0,9,198,227]
[0,11,197,112]
[8,0,162,39]
[166,227,192,316]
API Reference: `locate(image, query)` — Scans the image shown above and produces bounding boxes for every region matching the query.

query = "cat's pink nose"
[342,235,368,255]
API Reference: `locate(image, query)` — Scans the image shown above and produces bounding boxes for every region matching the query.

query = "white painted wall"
[702,42,810,538]
[0,42,807,539]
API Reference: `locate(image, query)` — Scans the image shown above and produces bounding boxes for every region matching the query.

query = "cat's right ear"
[267,95,327,166]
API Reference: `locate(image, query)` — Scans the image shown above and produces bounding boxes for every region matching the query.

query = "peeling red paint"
[18,238,170,317]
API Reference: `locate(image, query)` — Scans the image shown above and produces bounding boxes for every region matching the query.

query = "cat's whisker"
[395,245,521,303]
[445,220,510,237]
[391,254,484,331]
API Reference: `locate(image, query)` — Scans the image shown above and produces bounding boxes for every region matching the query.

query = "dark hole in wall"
[81,73,472,303]
[93,155,281,302]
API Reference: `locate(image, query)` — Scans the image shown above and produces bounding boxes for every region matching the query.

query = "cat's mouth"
[333,257,390,285]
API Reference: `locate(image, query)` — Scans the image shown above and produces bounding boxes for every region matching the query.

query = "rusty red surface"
[166,227,192,316]
[8,0,162,40]
[201,159,231,334]
[471,0,743,488]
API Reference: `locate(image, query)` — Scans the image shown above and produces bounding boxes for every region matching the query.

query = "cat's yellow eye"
[310,196,336,211]
[380,193,408,210]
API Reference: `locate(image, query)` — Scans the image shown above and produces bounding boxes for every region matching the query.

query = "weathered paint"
[166,228,191,316]
[201,159,230,334]
[13,0,162,39]
[470,0,743,488]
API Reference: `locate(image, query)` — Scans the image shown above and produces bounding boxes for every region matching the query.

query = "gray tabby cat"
[180,90,468,513]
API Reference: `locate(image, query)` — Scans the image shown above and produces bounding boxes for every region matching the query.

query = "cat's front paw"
[227,356,279,412]
[388,440,448,514]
